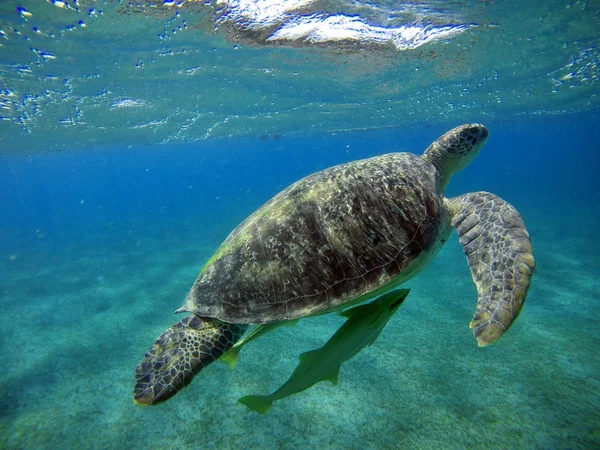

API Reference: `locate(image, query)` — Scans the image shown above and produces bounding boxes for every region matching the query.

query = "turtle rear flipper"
[134,316,247,405]
[221,320,300,369]
[448,192,535,346]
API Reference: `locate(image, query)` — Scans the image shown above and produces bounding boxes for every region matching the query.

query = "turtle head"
[422,124,489,190]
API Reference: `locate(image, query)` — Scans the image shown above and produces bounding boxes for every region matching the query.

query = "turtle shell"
[181,152,449,323]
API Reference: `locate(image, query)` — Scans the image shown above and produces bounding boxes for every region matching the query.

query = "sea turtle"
[134,123,535,405]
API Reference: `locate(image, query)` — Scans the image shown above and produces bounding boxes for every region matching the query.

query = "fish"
[238,288,410,413]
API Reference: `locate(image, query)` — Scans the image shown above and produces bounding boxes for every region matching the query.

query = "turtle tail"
[133,315,247,405]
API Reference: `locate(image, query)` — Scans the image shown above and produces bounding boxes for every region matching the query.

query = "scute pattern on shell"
[184,153,449,323]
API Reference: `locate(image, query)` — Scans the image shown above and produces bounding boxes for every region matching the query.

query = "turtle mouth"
[477,126,489,140]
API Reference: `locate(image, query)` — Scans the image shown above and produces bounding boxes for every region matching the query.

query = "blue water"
[1,0,600,447]
[1,113,599,448]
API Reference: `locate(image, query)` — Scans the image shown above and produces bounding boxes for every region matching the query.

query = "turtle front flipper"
[134,315,247,405]
[447,192,535,346]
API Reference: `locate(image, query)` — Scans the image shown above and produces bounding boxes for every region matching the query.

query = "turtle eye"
[452,124,489,155]
[465,125,481,135]
[463,124,488,142]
